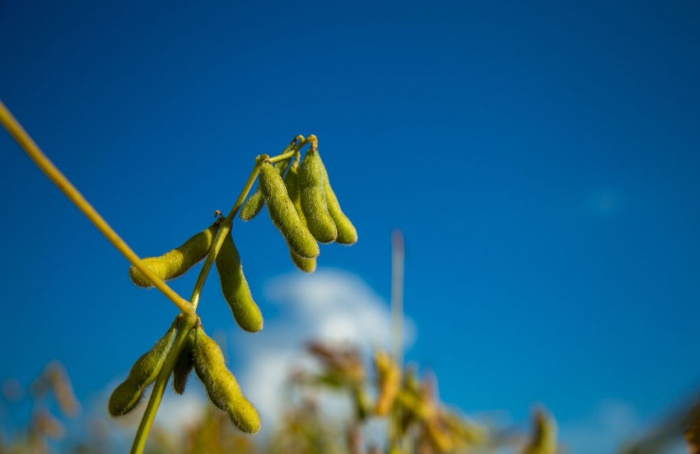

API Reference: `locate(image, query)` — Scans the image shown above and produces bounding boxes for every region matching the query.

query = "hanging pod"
[289,250,316,273]
[299,148,338,243]
[239,159,290,221]
[129,221,219,287]
[319,157,358,245]
[108,321,177,416]
[172,329,196,395]
[193,326,261,433]
[284,162,316,273]
[283,160,307,226]
[215,232,263,332]
[258,161,319,259]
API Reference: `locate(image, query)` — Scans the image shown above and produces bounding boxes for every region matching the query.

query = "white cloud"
[230,269,415,432]
[83,269,412,449]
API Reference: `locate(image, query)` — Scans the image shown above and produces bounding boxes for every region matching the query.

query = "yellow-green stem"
[130,312,198,454]
[0,100,193,315]
[190,154,267,309]
[188,139,304,309]
[131,139,308,452]
[1,104,317,452]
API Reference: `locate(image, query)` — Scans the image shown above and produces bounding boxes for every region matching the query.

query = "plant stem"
[0,100,193,315]
[129,139,310,452]
[189,154,267,309]
[1,104,317,452]
[189,139,303,309]
[130,312,198,454]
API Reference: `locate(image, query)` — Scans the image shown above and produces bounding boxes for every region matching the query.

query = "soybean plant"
[0,100,357,454]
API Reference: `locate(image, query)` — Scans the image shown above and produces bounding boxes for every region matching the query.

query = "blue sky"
[1,0,700,450]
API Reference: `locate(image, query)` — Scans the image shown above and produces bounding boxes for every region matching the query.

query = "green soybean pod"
[108,322,177,416]
[129,222,219,287]
[107,379,143,417]
[172,330,195,395]
[258,161,319,259]
[215,233,263,332]
[284,163,316,273]
[193,327,261,433]
[290,250,316,273]
[239,191,265,221]
[283,160,307,225]
[239,160,290,221]
[319,157,358,245]
[299,149,338,243]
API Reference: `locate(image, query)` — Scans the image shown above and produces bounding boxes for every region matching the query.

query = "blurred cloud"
[231,269,415,430]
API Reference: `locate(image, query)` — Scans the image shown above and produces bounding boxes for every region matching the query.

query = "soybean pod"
[193,326,261,433]
[172,329,196,395]
[239,159,289,221]
[129,221,219,287]
[108,321,177,416]
[258,161,319,259]
[319,157,358,245]
[215,232,263,332]
[284,161,316,273]
[299,148,337,243]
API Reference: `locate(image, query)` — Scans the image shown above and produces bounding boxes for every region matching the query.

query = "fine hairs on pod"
[239,159,289,221]
[108,321,177,416]
[193,326,261,433]
[290,250,316,273]
[172,329,196,395]
[299,148,338,243]
[318,154,358,245]
[215,232,263,332]
[283,160,307,226]
[258,160,319,259]
[284,161,316,273]
[129,221,220,287]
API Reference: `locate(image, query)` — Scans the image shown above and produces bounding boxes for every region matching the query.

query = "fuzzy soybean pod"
[284,163,317,273]
[258,161,319,259]
[215,232,263,332]
[108,322,177,416]
[129,222,219,287]
[172,330,196,395]
[290,250,316,273]
[239,160,289,221]
[320,158,358,245]
[193,326,261,433]
[299,149,338,243]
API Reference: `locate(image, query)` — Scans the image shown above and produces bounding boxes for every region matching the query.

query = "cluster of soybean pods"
[108,135,357,434]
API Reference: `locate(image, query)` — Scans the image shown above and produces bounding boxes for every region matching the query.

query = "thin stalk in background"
[389,229,405,453]
[391,229,405,366]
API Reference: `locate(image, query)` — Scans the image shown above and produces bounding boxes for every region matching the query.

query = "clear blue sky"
[1,0,700,448]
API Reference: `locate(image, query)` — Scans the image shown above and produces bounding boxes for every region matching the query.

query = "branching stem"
[133,140,310,452]
[1,101,318,453]
[130,312,198,454]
